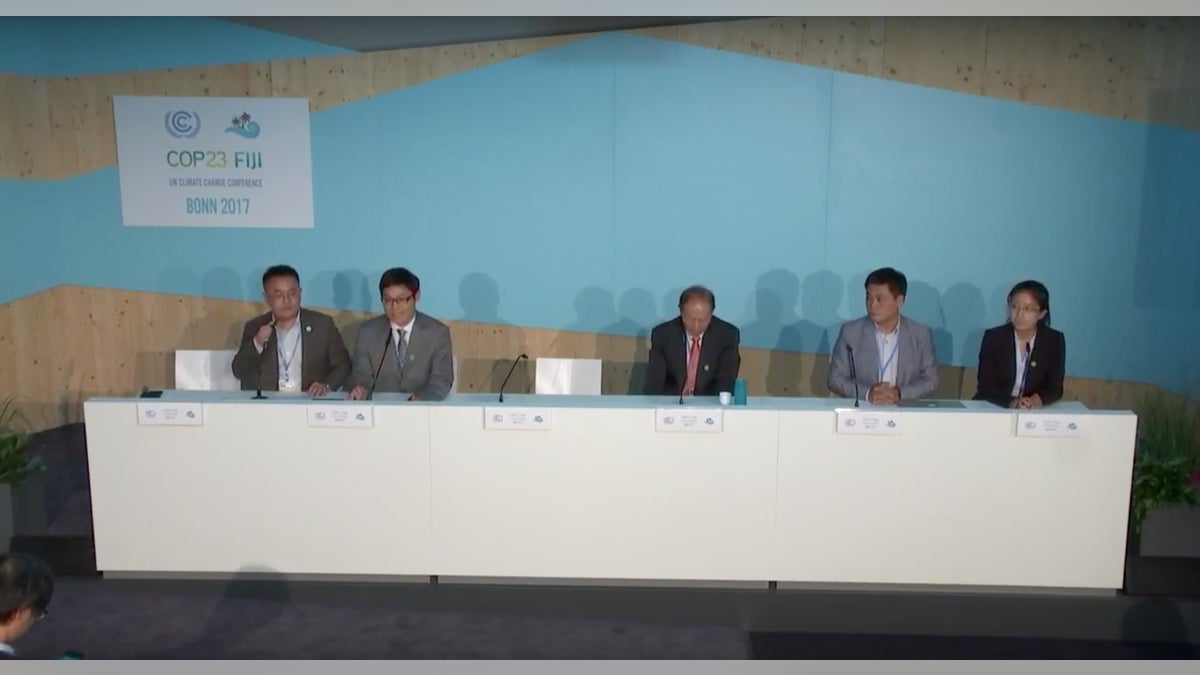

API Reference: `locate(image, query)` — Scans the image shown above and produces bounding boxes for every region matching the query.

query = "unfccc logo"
[165,110,200,138]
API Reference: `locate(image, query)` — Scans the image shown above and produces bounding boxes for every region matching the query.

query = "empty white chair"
[535,357,602,395]
[174,349,240,391]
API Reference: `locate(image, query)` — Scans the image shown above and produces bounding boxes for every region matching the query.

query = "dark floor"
[6,423,1200,659]
[7,575,1199,659]
[749,632,1200,659]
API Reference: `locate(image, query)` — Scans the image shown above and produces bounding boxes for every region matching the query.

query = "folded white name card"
[835,408,901,435]
[307,404,374,428]
[655,408,724,432]
[1016,413,1083,437]
[484,407,552,430]
[136,401,203,426]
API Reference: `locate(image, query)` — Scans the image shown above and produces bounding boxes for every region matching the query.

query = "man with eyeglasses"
[0,553,55,659]
[347,267,455,401]
[231,264,352,396]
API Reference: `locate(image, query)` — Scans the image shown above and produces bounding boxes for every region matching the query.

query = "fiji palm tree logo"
[226,112,261,139]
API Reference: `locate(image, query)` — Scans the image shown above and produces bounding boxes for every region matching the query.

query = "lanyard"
[276,326,302,383]
[878,331,899,382]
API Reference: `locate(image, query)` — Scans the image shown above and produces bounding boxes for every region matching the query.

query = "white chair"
[174,349,240,391]
[535,357,602,395]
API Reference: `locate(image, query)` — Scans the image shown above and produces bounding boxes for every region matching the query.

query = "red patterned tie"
[683,336,700,396]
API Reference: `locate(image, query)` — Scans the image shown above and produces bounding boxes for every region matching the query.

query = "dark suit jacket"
[973,323,1066,407]
[230,308,352,392]
[643,316,741,396]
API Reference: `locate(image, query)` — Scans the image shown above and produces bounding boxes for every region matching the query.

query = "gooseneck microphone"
[1019,341,1033,399]
[498,353,529,403]
[367,328,392,401]
[846,343,859,408]
[252,321,276,401]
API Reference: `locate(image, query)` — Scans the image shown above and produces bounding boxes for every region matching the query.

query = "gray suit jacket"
[827,315,939,401]
[349,312,455,401]
[230,309,351,391]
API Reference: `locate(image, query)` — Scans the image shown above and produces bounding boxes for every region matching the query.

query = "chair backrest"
[535,357,602,395]
[174,349,240,391]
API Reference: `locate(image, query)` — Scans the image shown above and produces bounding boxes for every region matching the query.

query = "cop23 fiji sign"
[113,96,314,228]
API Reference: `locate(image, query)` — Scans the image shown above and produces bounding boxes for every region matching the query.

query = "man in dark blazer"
[231,265,352,395]
[644,285,741,397]
[0,553,55,659]
[347,267,455,402]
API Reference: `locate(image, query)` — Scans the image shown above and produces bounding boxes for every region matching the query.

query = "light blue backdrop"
[3,25,1198,392]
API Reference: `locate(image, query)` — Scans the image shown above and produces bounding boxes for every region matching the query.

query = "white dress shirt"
[274,314,303,392]
[874,321,900,385]
[1012,331,1037,397]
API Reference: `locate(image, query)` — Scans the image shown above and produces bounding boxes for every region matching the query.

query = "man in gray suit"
[347,267,455,401]
[231,265,351,395]
[827,267,939,403]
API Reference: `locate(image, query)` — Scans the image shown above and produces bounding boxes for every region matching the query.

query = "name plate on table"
[484,407,552,430]
[1016,413,1083,437]
[655,408,724,433]
[307,404,374,428]
[136,401,203,426]
[835,408,901,435]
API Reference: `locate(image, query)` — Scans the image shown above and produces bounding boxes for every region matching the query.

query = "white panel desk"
[83,392,1136,590]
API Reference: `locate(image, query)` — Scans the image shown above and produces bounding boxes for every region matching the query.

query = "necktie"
[394,328,408,372]
[683,336,700,396]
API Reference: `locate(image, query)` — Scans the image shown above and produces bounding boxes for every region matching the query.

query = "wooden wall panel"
[982,18,1143,121]
[638,17,1200,128]
[0,74,51,178]
[882,17,989,95]
[0,286,1158,432]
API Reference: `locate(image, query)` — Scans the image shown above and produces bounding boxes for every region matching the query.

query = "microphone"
[846,343,860,407]
[1019,341,1033,399]
[366,328,393,401]
[252,320,276,401]
[498,353,528,403]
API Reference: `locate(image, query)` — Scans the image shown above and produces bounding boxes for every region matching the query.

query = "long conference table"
[82,391,1137,591]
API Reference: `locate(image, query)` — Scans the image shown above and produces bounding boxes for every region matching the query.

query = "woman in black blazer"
[973,280,1066,409]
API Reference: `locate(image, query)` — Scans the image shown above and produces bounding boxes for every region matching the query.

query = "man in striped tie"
[347,267,455,401]
[643,285,742,398]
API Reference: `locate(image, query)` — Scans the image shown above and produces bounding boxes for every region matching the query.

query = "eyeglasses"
[1009,304,1042,315]
[382,295,414,307]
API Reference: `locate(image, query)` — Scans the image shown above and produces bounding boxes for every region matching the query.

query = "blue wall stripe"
[4,32,1199,393]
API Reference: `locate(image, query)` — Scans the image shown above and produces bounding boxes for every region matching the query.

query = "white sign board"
[835,408,901,435]
[654,408,724,433]
[484,407,553,430]
[113,96,313,228]
[136,401,204,426]
[1016,414,1084,437]
[307,405,374,428]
